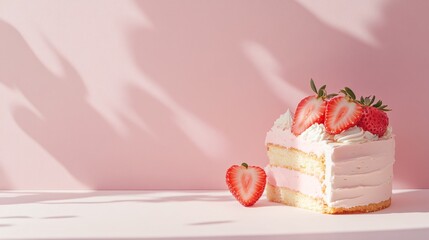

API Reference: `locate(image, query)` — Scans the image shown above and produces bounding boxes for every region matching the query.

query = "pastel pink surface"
[0,0,427,189]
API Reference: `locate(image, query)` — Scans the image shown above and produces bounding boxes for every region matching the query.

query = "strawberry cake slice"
[265,80,395,214]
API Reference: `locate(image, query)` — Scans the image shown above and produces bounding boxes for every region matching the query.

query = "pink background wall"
[0,0,428,189]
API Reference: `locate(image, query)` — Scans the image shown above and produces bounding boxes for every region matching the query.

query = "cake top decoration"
[291,79,391,139]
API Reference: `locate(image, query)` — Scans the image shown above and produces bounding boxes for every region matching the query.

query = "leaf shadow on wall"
[0,0,428,189]
[1,12,251,189]
[0,19,220,189]
[129,0,429,188]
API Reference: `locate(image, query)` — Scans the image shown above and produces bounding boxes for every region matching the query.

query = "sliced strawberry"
[357,106,389,137]
[324,96,363,134]
[226,163,266,207]
[291,96,327,136]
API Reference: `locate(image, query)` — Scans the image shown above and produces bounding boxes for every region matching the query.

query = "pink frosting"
[325,138,395,207]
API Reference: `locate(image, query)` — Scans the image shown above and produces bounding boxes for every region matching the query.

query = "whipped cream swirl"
[297,123,333,143]
[272,109,293,131]
[334,126,378,144]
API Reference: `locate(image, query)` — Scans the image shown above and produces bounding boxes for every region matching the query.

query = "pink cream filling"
[265,166,323,198]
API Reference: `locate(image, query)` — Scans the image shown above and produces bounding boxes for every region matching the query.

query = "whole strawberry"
[226,162,266,207]
[357,96,390,137]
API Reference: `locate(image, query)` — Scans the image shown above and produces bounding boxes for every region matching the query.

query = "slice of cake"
[265,80,395,214]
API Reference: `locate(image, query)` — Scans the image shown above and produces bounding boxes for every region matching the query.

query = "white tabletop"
[0,189,427,240]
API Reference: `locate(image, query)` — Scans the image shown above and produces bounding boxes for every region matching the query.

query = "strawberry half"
[357,96,391,137]
[324,95,363,134]
[291,79,336,136]
[226,163,266,207]
[292,96,326,135]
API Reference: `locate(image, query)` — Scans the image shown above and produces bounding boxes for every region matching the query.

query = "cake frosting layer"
[324,138,395,208]
[328,181,392,208]
[331,164,393,188]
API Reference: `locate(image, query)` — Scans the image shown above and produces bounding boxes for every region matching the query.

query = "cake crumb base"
[266,183,391,214]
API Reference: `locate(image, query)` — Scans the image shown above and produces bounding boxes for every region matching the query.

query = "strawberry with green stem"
[291,79,337,136]
[324,87,363,134]
[357,96,391,137]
